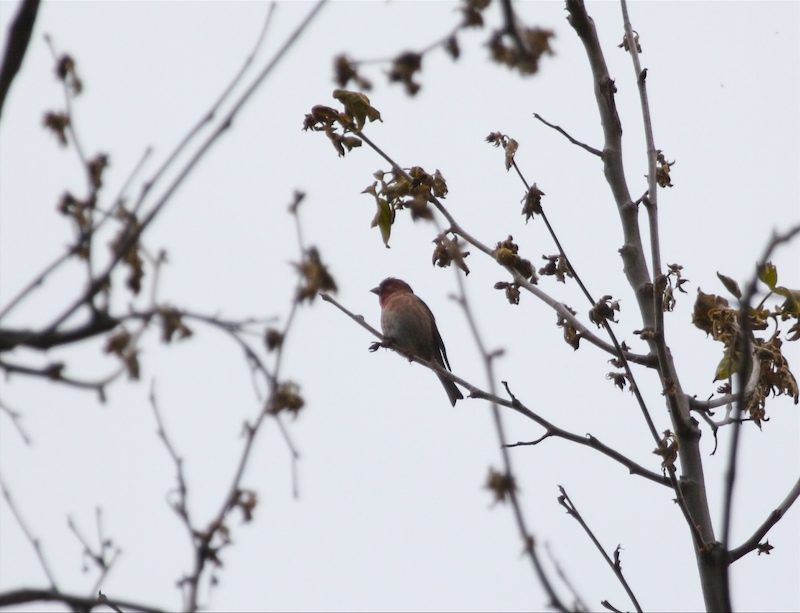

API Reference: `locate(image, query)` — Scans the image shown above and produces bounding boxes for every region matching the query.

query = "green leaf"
[758,261,778,290]
[370,198,393,248]
[332,89,382,131]
[775,286,800,316]
[714,345,741,381]
[717,272,742,299]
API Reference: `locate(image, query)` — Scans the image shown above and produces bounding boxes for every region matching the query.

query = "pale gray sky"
[1,1,798,611]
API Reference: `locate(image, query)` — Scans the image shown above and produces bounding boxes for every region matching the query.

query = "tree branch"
[38,0,328,340]
[728,477,800,563]
[0,476,58,589]
[451,259,569,610]
[0,588,163,612]
[532,112,602,157]
[0,0,40,119]
[722,224,800,555]
[558,486,643,612]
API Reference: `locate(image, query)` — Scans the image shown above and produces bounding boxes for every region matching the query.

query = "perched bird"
[371,277,464,406]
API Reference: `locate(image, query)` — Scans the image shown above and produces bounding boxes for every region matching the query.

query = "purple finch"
[371,277,464,406]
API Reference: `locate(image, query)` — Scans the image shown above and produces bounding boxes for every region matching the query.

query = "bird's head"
[371,277,414,298]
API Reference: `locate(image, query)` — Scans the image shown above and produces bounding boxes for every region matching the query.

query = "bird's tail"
[438,374,464,406]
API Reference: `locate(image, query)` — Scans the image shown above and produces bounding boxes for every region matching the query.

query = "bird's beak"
[370,286,380,295]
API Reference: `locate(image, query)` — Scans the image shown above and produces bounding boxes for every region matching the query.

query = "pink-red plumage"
[371,277,463,406]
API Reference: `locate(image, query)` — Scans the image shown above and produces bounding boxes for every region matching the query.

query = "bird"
[371,277,464,406]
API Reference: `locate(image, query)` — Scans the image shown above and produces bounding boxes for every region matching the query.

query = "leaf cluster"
[493,235,537,284]
[363,166,449,247]
[302,89,382,156]
[692,263,799,425]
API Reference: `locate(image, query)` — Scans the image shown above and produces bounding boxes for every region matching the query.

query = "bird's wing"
[416,295,451,371]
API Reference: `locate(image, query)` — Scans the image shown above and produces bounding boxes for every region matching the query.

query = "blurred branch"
[0,3,276,324]
[451,257,569,610]
[0,248,75,321]
[0,398,32,444]
[499,0,531,61]
[148,194,317,612]
[544,542,589,612]
[44,35,89,168]
[0,476,58,590]
[67,509,121,596]
[38,0,327,341]
[130,4,276,218]
[0,310,117,351]
[0,0,40,118]
[0,588,162,612]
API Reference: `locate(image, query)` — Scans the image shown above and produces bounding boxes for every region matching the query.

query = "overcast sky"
[1,1,798,611]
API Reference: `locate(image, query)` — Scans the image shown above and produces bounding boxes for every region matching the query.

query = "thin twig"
[0,358,118,397]
[533,113,602,157]
[0,248,75,321]
[66,510,121,596]
[508,157,662,446]
[1,131,142,322]
[544,542,589,612]
[451,244,568,610]
[131,4,276,218]
[149,384,190,525]
[0,476,59,589]
[43,35,89,171]
[0,399,32,444]
[728,477,800,563]
[558,486,643,613]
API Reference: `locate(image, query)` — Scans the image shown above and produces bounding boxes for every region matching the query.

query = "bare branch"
[544,542,589,612]
[507,428,667,488]
[533,113,602,157]
[130,3,277,218]
[0,398,32,444]
[0,0,40,118]
[0,588,162,612]
[0,476,58,589]
[451,257,569,611]
[38,0,327,340]
[722,224,800,551]
[505,145,662,447]
[558,486,643,612]
[728,477,800,563]
[66,510,121,595]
